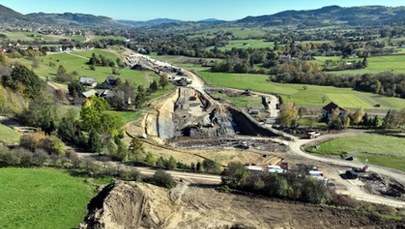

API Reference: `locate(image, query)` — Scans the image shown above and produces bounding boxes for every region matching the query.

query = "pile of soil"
[363,173,405,199]
[81,182,405,229]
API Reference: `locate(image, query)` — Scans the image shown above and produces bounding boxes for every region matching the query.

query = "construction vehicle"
[189,90,198,101]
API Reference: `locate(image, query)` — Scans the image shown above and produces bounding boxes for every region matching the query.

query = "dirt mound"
[363,173,405,199]
[81,182,405,229]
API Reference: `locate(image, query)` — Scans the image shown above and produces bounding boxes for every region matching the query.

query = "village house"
[322,102,346,120]
[99,76,120,89]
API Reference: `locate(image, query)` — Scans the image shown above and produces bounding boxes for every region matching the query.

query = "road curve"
[288,131,405,208]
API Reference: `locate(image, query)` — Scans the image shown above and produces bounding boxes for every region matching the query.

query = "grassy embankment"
[0,168,105,228]
[0,124,22,145]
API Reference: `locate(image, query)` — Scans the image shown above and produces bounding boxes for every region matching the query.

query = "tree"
[167,156,177,170]
[159,73,169,89]
[134,85,146,108]
[116,58,124,68]
[383,110,396,129]
[22,95,59,134]
[144,152,156,166]
[112,67,120,75]
[2,64,43,98]
[202,159,221,174]
[58,109,86,146]
[116,139,128,161]
[88,129,102,153]
[196,161,202,172]
[362,57,368,67]
[128,137,145,162]
[149,80,159,93]
[278,101,298,127]
[352,108,365,126]
[68,81,84,98]
[80,96,109,132]
[398,108,405,131]
[56,65,67,79]
[221,162,248,188]
[372,115,380,128]
[0,52,9,64]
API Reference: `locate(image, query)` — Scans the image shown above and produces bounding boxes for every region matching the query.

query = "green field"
[211,39,274,51]
[0,32,85,43]
[109,111,140,123]
[198,70,405,110]
[308,134,405,171]
[313,55,405,74]
[190,27,268,39]
[0,168,97,228]
[0,124,21,145]
[15,49,160,87]
[209,92,262,109]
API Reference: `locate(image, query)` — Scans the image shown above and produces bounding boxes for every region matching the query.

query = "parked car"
[345,170,358,179]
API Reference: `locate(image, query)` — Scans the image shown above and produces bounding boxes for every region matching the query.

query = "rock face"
[81,182,405,229]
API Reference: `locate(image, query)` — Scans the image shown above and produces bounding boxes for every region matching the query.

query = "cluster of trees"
[124,137,222,174]
[221,162,355,206]
[383,109,405,131]
[1,64,43,98]
[87,52,124,74]
[323,58,368,71]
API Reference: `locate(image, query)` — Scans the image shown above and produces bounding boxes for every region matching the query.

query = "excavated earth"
[81,182,405,229]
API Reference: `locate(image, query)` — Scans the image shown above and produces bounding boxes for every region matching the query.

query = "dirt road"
[288,130,405,208]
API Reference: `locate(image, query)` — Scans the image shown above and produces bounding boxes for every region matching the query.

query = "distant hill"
[0,4,122,28]
[238,5,405,26]
[26,12,117,26]
[0,4,27,23]
[197,18,228,24]
[119,18,182,27]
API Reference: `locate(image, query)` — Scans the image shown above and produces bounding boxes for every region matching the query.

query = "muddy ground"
[81,182,405,229]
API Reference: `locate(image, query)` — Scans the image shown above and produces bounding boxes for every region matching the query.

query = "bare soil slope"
[81,182,405,229]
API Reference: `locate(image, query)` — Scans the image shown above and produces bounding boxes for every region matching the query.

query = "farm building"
[322,102,346,120]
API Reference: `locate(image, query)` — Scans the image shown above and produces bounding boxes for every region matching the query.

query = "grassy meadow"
[307,133,405,171]
[0,31,85,42]
[0,168,98,228]
[15,49,160,87]
[313,55,405,75]
[211,39,274,51]
[189,27,268,39]
[198,70,405,110]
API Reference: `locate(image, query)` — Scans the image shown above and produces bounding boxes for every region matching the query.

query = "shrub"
[151,170,176,189]
[19,132,46,152]
[43,135,66,156]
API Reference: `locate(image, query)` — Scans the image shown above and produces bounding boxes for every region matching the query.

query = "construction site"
[121,51,405,223]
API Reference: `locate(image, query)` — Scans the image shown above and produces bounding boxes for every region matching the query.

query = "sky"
[2,0,405,21]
